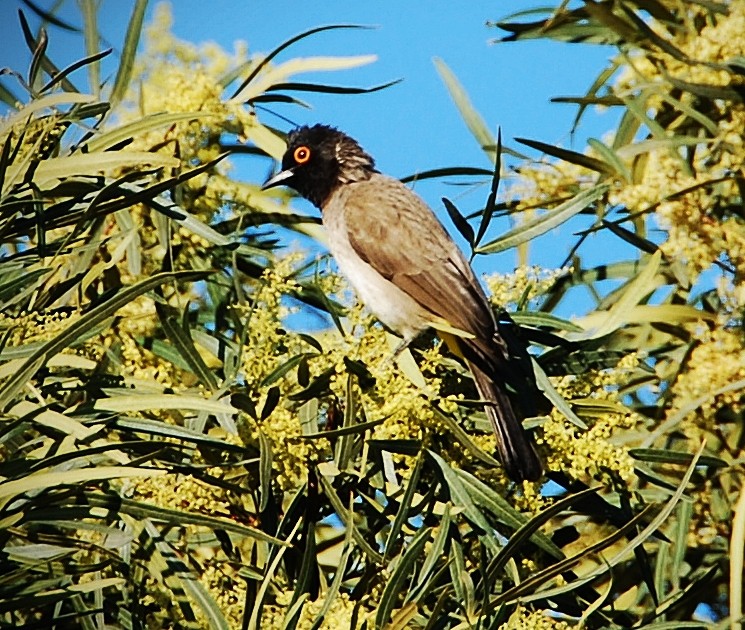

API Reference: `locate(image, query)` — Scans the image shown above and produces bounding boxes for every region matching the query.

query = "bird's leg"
[391,336,414,358]
[382,333,417,368]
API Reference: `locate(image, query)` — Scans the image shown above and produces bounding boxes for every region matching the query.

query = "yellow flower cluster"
[110,3,287,278]
[196,562,247,628]
[486,265,570,308]
[316,301,466,462]
[540,354,640,486]
[615,2,745,93]
[606,4,745,282]
[123,467,231,516]
[613,146,745,278]
[0,308,77,346]
[508,160,596,211]
[236,255,305,384]
[666,327,745,444]
[234,256,331,489]
[500,605,573,630]
[333,313,441,443]
[261,589,365,630]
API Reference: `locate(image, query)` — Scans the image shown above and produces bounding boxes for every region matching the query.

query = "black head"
[262,124,377,208]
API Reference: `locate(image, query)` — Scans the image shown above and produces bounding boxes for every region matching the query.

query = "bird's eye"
[293,146,311,164]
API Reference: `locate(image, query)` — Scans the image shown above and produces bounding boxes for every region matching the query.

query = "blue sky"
[1,1,624,303]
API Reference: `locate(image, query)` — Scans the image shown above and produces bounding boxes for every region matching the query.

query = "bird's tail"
[467,359,543,482]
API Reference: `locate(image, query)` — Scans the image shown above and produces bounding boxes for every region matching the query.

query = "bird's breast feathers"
[323,188,432,341]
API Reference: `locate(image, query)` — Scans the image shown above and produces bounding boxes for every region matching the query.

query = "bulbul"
[263,124,542,482]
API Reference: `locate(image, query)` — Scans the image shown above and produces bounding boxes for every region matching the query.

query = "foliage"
[0,1,743,629]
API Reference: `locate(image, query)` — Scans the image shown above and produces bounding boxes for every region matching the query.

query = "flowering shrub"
[1,1,743,628]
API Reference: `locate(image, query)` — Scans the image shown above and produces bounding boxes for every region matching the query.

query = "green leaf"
[0,466,165,502]
[629,448,727,468]
[258,430,273,512]
[414,503,451,592]
[40,47,112,94]
[0,92,97,138]
[265,78,401,96]
[85,492,287,546]
[575,249,662,339]
[399,166,493,184]
[85,111,218,153]
[532,358,587,430]
[333,373,357,468]
[0,271,207,408]
[318,475,383,563]
[79,0,101,95]
[230,24,371,99]
[615,135,714,161]
[9,400,97,440]
[455,469,563,557]
[3,151,180,194]
[429,405,500,467]
[375,525,432,629]
[486,488,596,580]
[434,57,495,159]
[515,136,616,176]
[510,311,584,333]
[261,386,281,420]
[448,540,475,618]
[109,0,148,106]
[112,417,243,450]
[0,267,49,305]
[232,55,378,103]
[95,393,236,415]
[303,417,384,440]
[442,197,474,246]
[18,9,77,93]
[157,305,219,392]
[476,185,608,254]
[587,137,632,181]
[427,450,499,553]
[308,515,354,630]
[384,454,424,559]
[474,128,502,249]
[260,352,315,388]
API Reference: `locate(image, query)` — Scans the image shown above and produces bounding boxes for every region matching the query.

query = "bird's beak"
[261,167,295,190]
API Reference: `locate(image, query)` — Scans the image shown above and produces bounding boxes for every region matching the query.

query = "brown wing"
[342,174,495,343]
[342,174,543,480]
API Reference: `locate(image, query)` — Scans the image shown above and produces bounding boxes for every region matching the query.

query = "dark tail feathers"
[468,360,543,482]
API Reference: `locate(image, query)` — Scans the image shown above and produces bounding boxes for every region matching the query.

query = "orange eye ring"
[293,146,311,164]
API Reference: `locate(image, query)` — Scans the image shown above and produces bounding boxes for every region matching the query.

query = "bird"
[262,124,543,482]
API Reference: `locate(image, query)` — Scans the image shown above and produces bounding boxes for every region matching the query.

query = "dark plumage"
[263,124,543,481]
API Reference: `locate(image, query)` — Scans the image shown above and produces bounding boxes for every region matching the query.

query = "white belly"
[323,208,430,341]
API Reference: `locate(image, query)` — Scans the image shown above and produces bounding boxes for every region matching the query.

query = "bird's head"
[262,124,377,207]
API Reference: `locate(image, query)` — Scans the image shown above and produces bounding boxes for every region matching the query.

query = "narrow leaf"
[0,271,207,407]
[516,136,615,176]
[475,128,502,249]
[109,0,147,106]
[230,24,370,99]
[442,197,474,246]
[375,526,432,629]
[434,57,494,157]
[0,467,165,501]
[476,185,608,254]
[578,249,662,339]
